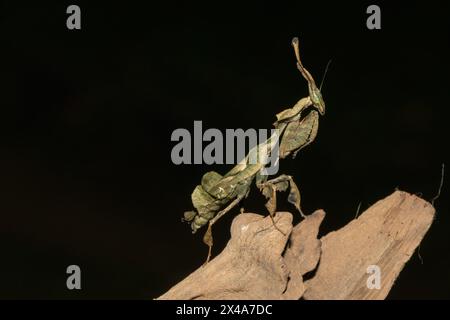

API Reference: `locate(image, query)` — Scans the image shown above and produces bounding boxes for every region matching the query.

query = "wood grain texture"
[303,191,435,300]
[157,191,435,300]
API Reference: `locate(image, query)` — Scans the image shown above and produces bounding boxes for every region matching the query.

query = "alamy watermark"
[366,5,381,30]
[171,121,280,175]
[66,265,81,290]
[66,5,81,30]
[366,264,381,290]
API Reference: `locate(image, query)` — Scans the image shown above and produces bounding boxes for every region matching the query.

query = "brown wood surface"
[157,191,435,300]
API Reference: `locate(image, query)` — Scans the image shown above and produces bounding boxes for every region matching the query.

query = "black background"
[0,1,449,299]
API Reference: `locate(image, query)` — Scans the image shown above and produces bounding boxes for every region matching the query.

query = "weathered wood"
[282,210,324,299]
[303,191,435,300]
[157,191,435,300]
[158,212,294,300]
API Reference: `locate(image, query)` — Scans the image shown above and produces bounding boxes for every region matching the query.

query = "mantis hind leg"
[202,195,245,265]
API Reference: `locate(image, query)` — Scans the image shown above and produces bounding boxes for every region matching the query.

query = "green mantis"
[182,37,326,264]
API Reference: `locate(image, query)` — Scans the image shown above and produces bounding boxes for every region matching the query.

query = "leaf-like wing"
[279,110,319,158]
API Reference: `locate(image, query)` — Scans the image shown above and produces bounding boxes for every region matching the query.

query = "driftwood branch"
[158,190,435,300]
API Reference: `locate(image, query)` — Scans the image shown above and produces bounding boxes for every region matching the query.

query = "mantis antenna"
[320,59,332,91]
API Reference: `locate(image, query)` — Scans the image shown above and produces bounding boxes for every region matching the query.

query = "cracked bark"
[157,190,435,300]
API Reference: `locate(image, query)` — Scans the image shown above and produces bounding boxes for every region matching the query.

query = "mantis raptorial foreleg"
[260,183,287,236]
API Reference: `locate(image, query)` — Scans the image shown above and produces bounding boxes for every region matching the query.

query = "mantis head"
[291,37,326,115]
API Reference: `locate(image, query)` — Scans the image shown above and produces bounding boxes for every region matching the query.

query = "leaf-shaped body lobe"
[264,185,277,217]
[288,179,302,213]
[279,110,319,158]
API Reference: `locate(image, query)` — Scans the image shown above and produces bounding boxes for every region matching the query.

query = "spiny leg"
[257,177,280,233]
[202,195,245,265]
[262,174,292,186]
[270,216,285,234]
[266,186,287,236]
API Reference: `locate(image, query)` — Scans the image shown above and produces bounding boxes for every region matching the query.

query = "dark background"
[0,1,449,299]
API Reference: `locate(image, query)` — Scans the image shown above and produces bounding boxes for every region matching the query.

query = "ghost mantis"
[182,37,327,264]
